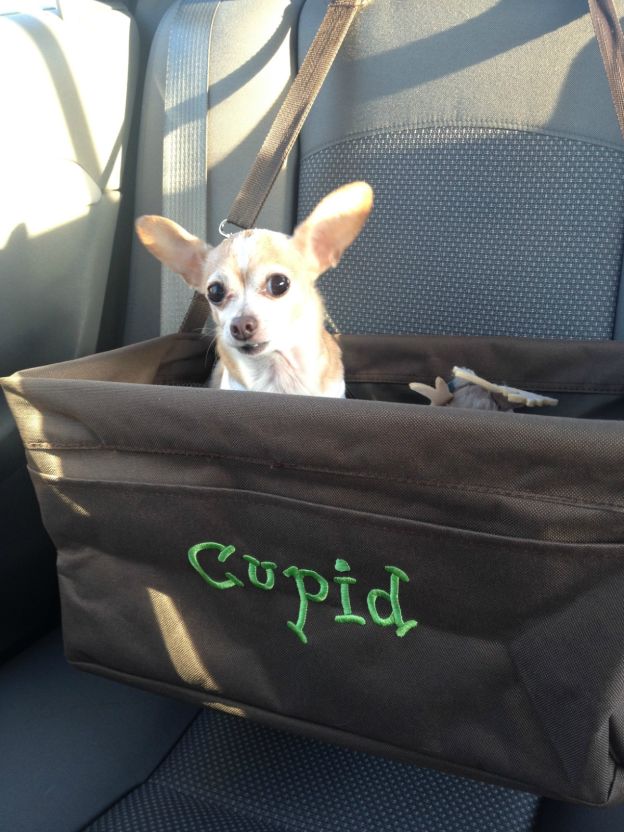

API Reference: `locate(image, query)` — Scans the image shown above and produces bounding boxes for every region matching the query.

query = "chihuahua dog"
[135,181,373,396]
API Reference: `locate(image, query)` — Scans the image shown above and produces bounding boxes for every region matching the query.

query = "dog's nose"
[230,315,258,341]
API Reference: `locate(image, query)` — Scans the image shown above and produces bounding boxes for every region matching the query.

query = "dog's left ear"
[293,181,373,273]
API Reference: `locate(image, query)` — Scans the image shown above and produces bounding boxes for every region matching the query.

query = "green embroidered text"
[188,543,419,646]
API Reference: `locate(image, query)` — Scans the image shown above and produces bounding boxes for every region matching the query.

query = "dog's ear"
[135,216,211,290]
[293,181,373,273]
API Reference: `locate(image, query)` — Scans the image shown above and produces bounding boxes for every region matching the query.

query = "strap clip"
[219,219,242,238]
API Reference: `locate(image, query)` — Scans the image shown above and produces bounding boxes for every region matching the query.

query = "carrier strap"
[179,0,365,334]
[226,0,365,232]
[589,0,624,140]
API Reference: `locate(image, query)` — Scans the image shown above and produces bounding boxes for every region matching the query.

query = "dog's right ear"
[135,216,211,290]
[292,181,373,274]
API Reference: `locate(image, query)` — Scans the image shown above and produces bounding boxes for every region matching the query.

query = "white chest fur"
[218,361,345,398]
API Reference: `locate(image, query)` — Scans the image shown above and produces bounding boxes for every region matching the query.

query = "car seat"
[4,1,624,830]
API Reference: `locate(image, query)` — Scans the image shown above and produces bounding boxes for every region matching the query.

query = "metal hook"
[218,219,240,238]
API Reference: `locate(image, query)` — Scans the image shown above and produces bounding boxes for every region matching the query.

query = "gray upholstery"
[0,0,138,658]
[129,0,624,342]
[297,0,624,340]
[299,126,624,338]
[0,631,198,832]
[297,0,621,158]
[86,709,540,832]
[0,0,138,372]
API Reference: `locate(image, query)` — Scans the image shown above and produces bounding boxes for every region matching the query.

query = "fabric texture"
[86,709,540,832]
[298,125,624,339]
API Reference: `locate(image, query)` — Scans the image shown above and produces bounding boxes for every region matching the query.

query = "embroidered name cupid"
[188,541,419,645]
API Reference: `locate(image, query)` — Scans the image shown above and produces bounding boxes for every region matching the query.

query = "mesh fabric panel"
[87,710,539,832]
[298,126,624,339]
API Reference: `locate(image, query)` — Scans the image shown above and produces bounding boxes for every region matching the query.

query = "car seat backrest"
[0,0,138,367]
[297,0,624,340]
[0,0,138,660]
[125,0,624,344]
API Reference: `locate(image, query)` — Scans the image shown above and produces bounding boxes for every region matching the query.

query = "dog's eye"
[266,274,290,297]
[207,282,226,304]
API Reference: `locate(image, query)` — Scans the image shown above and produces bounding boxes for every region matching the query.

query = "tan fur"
[213,336,245,388]
[135,181,373,396]
[135,216,210,290]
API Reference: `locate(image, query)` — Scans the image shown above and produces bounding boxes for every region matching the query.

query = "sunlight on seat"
[147,587,221,691]
[0,159,99,247]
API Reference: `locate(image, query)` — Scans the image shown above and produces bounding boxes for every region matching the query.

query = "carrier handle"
[589,0,624,139]
[179,0,366,334]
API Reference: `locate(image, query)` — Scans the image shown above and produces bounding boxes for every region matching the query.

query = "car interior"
[2,0,624,830]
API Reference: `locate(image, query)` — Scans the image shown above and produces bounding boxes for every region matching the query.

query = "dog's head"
[135,181,373,360]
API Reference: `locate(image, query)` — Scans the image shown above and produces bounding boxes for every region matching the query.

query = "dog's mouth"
[238,341,269,356]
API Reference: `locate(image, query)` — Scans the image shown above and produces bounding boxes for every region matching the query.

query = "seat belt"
[161,0,220,335]
[179,0,366,334]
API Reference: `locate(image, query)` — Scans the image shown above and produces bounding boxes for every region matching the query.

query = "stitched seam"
[300,120,624,163]
[27,444,624,508]
[505,644,578,791]
[31,467,624,528]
